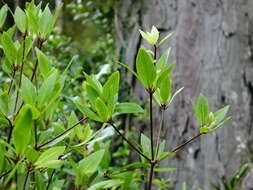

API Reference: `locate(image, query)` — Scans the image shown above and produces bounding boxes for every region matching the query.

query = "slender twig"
[155,107,165,158]
[4,114,14,144]
[46,169,55,190]
[148,163,155,190]
[30,40,43,82]
[147,44,157,190]
[34,120,38,150]
[154,44,157,63]
[8,65,17,94]
[149,92,154,160]
[171,133,203,153]
[13,35,26,114]
[37,117,87,149]
[0,170,11,179]
[23,169,30,190]
[109,122,151,162]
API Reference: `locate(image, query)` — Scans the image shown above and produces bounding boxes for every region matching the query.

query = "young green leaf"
[74,101,102,122]
[0,4,8,28]
[37,70,58,107]
[156,48,171,72]
[214,106,229,124]
[95,98,110,122]
[115,102,144,115]
[136,47,156,89]
[35,146,65,169]
[192,94,209,126]
[39,5,53,38]
[159,75,172,104]
[13,104,40,155]
[14,7,27,33]
[1,32,17,64]
[140,134,151,158]
[79,149,105,174]
[84,72,103,95]
[139,26,159,45]
[158,32,173,46]
[35,47,52,78]
[21,75,37,105]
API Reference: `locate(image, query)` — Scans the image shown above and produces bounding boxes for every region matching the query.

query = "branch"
[171,133,204,153]
[30,39,44,82]
[46,169,55,190]
[22,169,30,190]
[0,170,11,179]
[149,92,154,160]
[109,122,151,162]
[14,35,27,114]
[155,107,165,158]
[37,117,87,149]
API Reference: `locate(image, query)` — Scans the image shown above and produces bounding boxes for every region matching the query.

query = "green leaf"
[158,32,173,46]
[157,140,165,158]
[102,71,120,114]
[160,75,171,104]
[209,117,231,132]
[35,171,46,190]
[21,75,37,105]
[168,87,184,105]
[35,146,65,169]
[37,70,58,107]
[118,61,139,79]
[87,180,123,190]
[214,106,229,124]
[155,62,175,88]
[13,104,40,155]
[192,94,209,126]
[154,168,176,172]
[158,151,175,161]
[74,101,102,122]
[25,147,39,163]
[140,134,151,158]
[0,4,8,28]
[35,48,52,78]
[79,149,105,174]
[136,47,156,88]
[14,7,27,33]
[1,32,17,64]
[115,102,144,114]
[156,48,171,71]
[86,83,99,107]
[102,71,119,102]
[39,5,53,38]
[84,72,103,95]
[139,26,159,45]
[95,98,110,122]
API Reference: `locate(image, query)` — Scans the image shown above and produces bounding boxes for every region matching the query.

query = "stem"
[30,40,43,82]
[34,120,38,150]
[155,108,165,158]
[13,35,26,114]
[37,117,87,149]
[149,92,154,160]
[8,65,17,94]
[46,169,55,190]
[154,44,157,63]
[0,170,11,179]
[148,163,155,190]
[5,115,14,144]
[110,122,151,162]
[23,169,30,190]
[171,133,203,153]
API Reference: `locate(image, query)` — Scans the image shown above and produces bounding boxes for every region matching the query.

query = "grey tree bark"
[115,0,253,189]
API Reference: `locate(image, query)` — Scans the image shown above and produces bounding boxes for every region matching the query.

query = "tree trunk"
[116,0,253,189]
